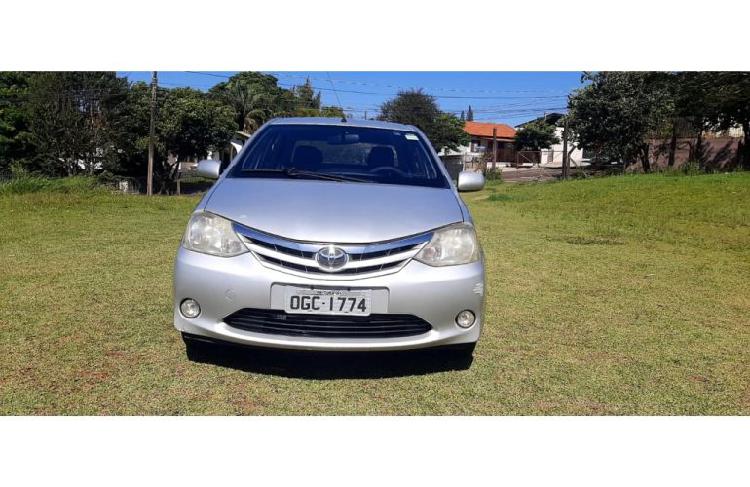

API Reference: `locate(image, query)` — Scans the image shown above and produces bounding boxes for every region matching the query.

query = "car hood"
[204,178,463,243]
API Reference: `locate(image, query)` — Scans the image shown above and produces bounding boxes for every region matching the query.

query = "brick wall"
[649,136,742,170]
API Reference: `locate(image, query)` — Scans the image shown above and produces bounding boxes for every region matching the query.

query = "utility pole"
[147,71,157,196]
[561,116,569,179]
[491,127,497,172]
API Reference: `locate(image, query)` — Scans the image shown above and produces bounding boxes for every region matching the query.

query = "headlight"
[414,223,480,266]
[182,211,247,257]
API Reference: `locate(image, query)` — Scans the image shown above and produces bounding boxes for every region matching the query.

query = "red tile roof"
[464,121,516,139]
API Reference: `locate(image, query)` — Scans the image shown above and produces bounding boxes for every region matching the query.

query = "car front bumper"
[173,247,485,351]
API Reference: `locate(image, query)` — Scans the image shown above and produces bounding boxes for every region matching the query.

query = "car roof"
[265,117,418,132]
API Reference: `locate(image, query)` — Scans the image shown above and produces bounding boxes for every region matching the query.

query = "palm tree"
[225,80,274,132]
[209,75,278,133]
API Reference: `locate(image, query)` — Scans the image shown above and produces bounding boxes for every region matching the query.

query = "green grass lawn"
[1,173,749,415]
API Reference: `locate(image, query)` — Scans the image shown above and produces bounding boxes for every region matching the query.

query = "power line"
[135,71,574,122]
[2,73,571,124]
[179,71,572,123]
[325,72,344,115]
[147,71,157,197]
[183,71,569,100]
[265,71,572,95]
[0,91,567,118]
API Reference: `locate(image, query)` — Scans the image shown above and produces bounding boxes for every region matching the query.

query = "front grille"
[232,223,433,279]
[224,308,432,338]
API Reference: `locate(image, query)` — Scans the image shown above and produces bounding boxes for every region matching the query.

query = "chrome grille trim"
[232,223,432,280]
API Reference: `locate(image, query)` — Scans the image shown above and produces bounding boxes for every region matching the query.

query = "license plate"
[284,287,372,316]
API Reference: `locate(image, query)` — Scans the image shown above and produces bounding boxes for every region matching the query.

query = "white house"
[515,113,589,168]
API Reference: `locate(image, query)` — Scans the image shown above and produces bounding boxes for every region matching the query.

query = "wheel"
[182,333,216,361]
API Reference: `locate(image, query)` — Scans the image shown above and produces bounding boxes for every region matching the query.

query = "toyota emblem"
[316,245,349,271]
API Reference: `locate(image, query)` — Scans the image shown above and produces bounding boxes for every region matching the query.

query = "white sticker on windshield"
[405,133,419,140]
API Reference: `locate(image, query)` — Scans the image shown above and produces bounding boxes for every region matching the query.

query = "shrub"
[484,167,503,182]
[682,160,702,176]
[0,176,101,195]
[661,160,705,177]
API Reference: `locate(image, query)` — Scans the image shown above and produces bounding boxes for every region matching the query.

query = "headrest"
[291,145,323,170]
[366,146,395,169]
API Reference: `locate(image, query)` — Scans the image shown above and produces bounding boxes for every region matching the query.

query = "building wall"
[539,127,586,166]
[723,126,745,138]
[469,138,515,162]
[648,136,741,170]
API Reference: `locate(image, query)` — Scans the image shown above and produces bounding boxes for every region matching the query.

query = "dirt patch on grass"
[548,235,625,246]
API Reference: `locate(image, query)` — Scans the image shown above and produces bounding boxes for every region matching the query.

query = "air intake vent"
[224,308,432,339]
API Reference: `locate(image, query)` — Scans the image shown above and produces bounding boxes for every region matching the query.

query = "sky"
[120,72,584,127]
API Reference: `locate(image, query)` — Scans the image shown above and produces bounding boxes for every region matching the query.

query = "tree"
[156,88,235,191]
[378,89,468,152]
[320,106,345,118]
[514,120,560,151]
[567,72,674,172]
[698,72,750,168]
[649,72,750,170]
[293,77,321,113]
[107,81,158,178]
[0,72,34,172]
[25,72,129,176]
[430,113,470,153]
[379,89,440,127]
[160,88,234,162]
[466,105,474,121]
[209,72,281,132]
[459,110,465,122]
[285,78,344,118]
[120,84,234,192]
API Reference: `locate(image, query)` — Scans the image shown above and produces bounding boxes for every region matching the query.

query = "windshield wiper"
[241,168,287,174]
[285,168,370,182]
[242,167,370,183]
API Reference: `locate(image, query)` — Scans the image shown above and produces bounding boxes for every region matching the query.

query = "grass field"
[1,173,749,415]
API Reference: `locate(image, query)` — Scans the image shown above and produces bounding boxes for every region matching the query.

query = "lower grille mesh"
[224,308,432,338]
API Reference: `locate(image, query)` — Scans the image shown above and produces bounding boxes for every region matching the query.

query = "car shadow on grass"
[184,341,473,379]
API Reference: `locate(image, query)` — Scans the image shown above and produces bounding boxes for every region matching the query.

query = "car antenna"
[326,72,347,122]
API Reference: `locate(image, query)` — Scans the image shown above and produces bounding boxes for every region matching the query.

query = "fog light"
[180,298,201,318]
[456,310,476,328]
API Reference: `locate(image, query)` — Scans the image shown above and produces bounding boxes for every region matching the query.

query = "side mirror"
[196,159,221,179]
[457,171,485,192]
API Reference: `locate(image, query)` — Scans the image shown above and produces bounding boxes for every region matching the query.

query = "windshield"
[228,124,450,188]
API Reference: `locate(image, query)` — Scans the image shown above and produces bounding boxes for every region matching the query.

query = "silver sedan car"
[174,118,485,358]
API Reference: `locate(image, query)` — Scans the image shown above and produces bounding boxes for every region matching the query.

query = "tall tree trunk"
[561,117,569,179]
[694,129,704,170]
[742,120,750,170]
[641,143,651,173]
[237,109,246,132]
[667,122,678,168]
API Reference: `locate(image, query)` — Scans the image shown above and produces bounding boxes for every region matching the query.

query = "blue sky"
[120,72,584,126]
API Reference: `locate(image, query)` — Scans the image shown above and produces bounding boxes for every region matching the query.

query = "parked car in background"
[174,118,486,359]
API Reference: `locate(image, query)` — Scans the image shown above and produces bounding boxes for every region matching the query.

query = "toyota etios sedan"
[174,118,486,358]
